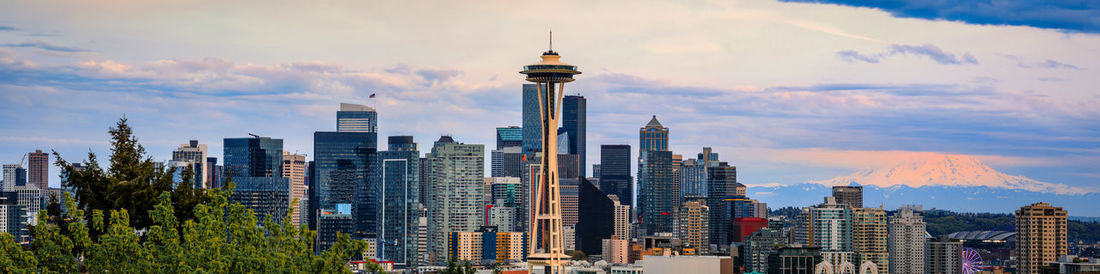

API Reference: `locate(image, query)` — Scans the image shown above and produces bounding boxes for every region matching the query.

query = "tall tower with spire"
[519,32,580,274]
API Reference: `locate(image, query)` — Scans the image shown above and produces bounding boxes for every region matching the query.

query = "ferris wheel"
[961,247,983,274]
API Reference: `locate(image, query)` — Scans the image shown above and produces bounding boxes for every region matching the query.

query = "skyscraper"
[609,194,631,241]
[1016,202,1068,274]
[496,126,523,150]
[639,115,668,152]
[519,39,580,272]
[599,145,632,208]
[561,95,586,177]
[378,136,420,267]
[337,103,377,133]
[521,84,541,155]
[638,149,676,236]
[832,186,863,209]
[852,207,888,274]
[2,164,25,192]
[206,157,219,188]
[888,208,925,274]
[677,200,710,254]
[311,131,377,239]
[801,197,853,252]
[424,136,485,264]
[172,140,208,188]
[745,228,786,273]
[27,150,48,190]
[575,179,613,256]
[491,146,523,178]
[707,161,737,247]
[223,136,290,225]
[282,152,307,227]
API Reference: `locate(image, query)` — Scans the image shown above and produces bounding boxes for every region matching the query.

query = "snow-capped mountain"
[809,154,1093,195]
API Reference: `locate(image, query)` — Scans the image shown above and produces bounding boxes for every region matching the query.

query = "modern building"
[638,149,676,236]
[599,145,632,209]
[707,161,738,247]
[767,246,823,274]
[317,204,355,252]
[172,140,209,188]
[311,130,377,240]
[377,135,420,267]
[560,178,580,228]
[852,207,889,274]
[496,126,523,150]
[888,207,925,274]
[336,102,377,133]
[610,194,631,241]
[680,158,706,199]
[603,238,630,265]
[744,228,786,273]
[797,197,853,252]
[925,237,962,274]
[27,150,48,190]
[639,256,734,274]
[2,164,26,192]
[206,157,220,188]
[1016,202,1068,274]
[425,136,485,264]
[1041,255,1100,274]
[639,115,669,151]
[561,95,586,177]
[678,200,710,254]
[576,179,614,256]
[0,192,30,243]
[447,226,529,265]
[488,206,515,232]
[282,152,307,227]
[733,217,769,243]
[521,84,541,155]
[832,186,863,209]
[491,146,523,178]
[224,136,290,225]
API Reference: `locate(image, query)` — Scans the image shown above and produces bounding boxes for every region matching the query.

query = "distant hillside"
[768,208,1100,242]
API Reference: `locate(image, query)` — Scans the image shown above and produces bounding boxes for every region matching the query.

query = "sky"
[1,0,1098,199]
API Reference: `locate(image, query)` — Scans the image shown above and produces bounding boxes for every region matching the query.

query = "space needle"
[520,32,580,274]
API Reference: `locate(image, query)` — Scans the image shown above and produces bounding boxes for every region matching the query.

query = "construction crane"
[248,133,260,138]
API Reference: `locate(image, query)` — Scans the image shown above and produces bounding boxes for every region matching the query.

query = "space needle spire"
[520,33,580,274]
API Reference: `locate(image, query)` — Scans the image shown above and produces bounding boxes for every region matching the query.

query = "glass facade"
[311,131,377,241]
[599,145,632,208]
[223,137,290,225]
[707,162,738,246]
[495,126,523,150]
[377,136,420,267]
[337,103,378,133]
[521,84,541,155]
[562,95,586,177]
[638,150,677,236]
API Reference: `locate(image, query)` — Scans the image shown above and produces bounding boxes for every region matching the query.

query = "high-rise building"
[767,246,823,274]
[337,102,377,133]
[706,161,738,247]
[447,227,528,264]
[575,179,613,256]
[310,131,377,239]
[888,208,925,274]
[224,136,290,225]
[27,150,48,190]
[1016,202,1068,274]
[800,197,853,252]
[680,158,706,199]
[561,95,586,177]
[490,177,521,207]
[491,146,523,178]
[488,206,515,232]
[378,135,420,267]
[282,152,307,227]
[638,149,676,236]
[172,140,209,188]
[560,178,580,228]
[925,237,962,274]
[318,204,354,252]
[521,84,541,155]
[832,186,863,209]
[206,157,219,188]
[609,194,630,241]
[677,200,710,254]
[599,145,632,208]
[0,192,30,243]
[602,238,629,265]
[2,164,26,192]
[744,228,786,273]
[495,126,523,150]
[733,217,769,243]
[852,207,888,274]
[639,115,669,152]
[558,153,581,179]
[425,136,485,264]
[591,164,601,179]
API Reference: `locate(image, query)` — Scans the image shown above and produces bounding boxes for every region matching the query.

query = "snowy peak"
[810,153,1093,195]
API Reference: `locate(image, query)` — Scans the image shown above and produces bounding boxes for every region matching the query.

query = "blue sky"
[0,0,1097,200]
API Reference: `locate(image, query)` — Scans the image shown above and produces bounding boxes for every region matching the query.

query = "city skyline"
[2,1,1098,216]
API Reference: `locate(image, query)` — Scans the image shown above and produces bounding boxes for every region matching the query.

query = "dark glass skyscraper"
[337,103,378,133]
[562,95,586,177]
[496,126,523,150]
[707,161,738,247]
[521,84,541,154]
[223,136,290,225]
[311,131,377,240]
[378,136,420,267]
[638,150,677,235]
[599,145,633,208]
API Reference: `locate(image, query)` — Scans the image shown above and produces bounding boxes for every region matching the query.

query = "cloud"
[0,26,16,31]
[1036,59,1083,70]
[838,44,978,65]
[1,41,89,53]
[781,0,1100,33]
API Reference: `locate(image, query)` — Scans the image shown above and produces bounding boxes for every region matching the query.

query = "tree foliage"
[1,116,372,273]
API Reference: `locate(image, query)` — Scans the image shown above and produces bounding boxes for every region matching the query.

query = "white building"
[888,207,925,274]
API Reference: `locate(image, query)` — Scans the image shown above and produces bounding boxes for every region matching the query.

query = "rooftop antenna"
[549,29,553,51]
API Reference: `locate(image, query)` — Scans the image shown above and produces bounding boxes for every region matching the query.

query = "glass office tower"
[378,136,420,267]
